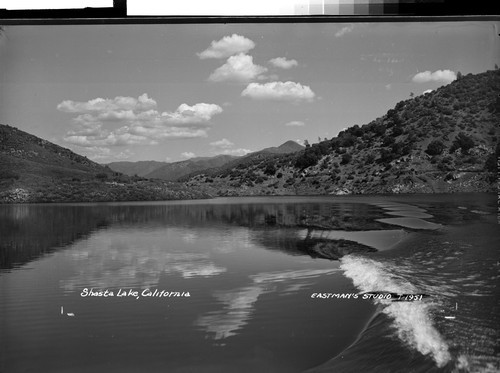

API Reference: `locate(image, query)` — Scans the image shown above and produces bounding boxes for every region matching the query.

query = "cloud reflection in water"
[195,268,338,340]
[60,229,226,291]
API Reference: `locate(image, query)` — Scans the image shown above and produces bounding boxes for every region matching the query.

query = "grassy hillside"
[0,124,210,203]
[185,69,500,196]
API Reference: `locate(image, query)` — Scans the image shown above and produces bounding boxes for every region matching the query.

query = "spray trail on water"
[340,255,452,368]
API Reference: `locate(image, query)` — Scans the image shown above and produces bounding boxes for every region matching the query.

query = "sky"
[1,21,499,163]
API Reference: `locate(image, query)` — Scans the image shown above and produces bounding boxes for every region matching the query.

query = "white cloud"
[58,95,223,148]
[209,138,251,156]
[63,131,156,148]
[423,89,434,95]
[198,34,255,59]
[210,138,234,149]
[285,120,305,127]
[219,148,252,156]
[127,125,208,141]
[412,70,456,84]
[241,81,315,102]
[269,57,298,69]
[73,146,134,162]
[335,24,354,37]
[364,53,403,64]
[57,93,157,113]
[106,149,134,160]
[181,152,196,159]
[162,103,223,124]
[208,54,267,83]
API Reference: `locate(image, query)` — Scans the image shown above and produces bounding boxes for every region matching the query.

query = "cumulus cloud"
[423,89,434,95]
[71,146,133,162]
[210,138,234,149]
[208,54,267,83]
[335,24,354,37]
[162,103,223,124]
[285,121,305,127]
[363,53,404,64]
[126,126,208,141]
[198,34,255,59]
[58,94,223,148]
[57,93,156,113]
[64,131,156,148]
[269,57,298,69]
[412,70,457,84]
[241,81,315,102]
[181,152,196,159]
[219,148,252,156]
[209,138,251,156]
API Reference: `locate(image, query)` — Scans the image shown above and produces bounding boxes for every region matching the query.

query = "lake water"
[0,194,498,372]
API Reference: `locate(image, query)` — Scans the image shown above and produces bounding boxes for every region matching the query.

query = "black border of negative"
[0,0,499,24]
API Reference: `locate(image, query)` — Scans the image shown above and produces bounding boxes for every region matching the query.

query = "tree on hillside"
[340,153,352,165]
[95,173,108,181]
[264,163,276,176]
[294,148,320,169]
[425,140,445,156]
[340,133,356,147]
[450,132,475,154]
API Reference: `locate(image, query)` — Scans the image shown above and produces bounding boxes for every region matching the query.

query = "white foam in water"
[340,256,452,367]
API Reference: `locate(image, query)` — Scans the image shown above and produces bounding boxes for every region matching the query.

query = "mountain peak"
[261,140,304,155]
[278,140,304,151]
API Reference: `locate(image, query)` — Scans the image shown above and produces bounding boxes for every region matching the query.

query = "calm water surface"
[0,194,498,372]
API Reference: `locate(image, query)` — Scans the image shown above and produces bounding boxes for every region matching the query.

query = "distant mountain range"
[178,140,306,181]
[107,155,238,180]
[107,140,304,181]
[105,160,168,178]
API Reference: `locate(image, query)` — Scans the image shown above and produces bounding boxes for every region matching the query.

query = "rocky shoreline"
[0,180,211,204]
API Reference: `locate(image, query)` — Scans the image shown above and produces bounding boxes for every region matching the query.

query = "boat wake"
[340,255,452,368]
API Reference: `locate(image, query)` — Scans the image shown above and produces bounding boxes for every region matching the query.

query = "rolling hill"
[184,69,500,196]
[0,124,210,203]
